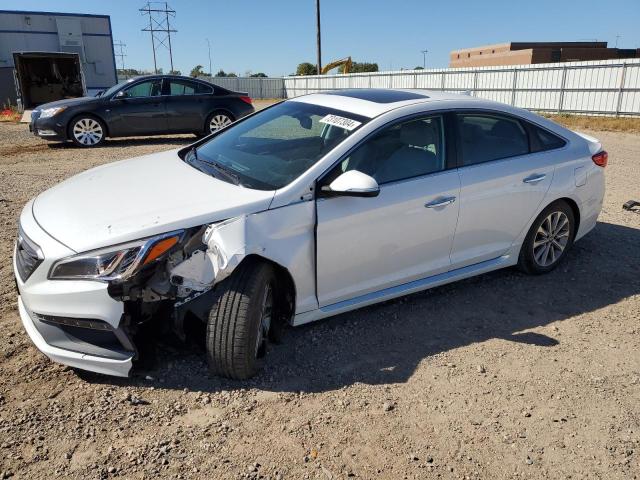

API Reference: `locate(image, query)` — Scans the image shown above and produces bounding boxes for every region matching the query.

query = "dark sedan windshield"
[190,101,368,190]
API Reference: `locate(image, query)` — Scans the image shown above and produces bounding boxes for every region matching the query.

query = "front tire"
[69,115,106,147]
[206,260,275,379]
[518,200,575,275]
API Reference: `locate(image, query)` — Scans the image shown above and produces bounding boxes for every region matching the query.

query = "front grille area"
[15,227,43,282]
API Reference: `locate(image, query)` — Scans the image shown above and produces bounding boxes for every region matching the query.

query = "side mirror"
[321,170,380,198]
[95,90,104,97]
[113,90,128,100]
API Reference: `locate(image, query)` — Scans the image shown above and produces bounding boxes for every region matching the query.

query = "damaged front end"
[99,217,258,367]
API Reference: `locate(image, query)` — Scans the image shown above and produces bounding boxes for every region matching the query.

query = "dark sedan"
[29,75,255,147]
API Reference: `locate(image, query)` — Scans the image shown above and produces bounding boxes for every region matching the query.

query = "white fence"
[199,76,285,99]
[203,58,640,116]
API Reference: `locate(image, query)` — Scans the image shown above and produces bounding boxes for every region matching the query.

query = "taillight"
[239,96,252,105]
[592,150,608,167]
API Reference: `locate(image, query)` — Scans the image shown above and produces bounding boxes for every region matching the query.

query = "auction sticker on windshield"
[319,114,362,131]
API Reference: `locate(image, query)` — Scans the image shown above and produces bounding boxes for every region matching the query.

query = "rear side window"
[457,113,529,166]
[169,80,212,95]
[530,125,566,152]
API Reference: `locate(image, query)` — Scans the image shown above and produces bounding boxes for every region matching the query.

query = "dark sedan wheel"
[518,200,575,274]
[206,111,234,134]
[69,116,106,147]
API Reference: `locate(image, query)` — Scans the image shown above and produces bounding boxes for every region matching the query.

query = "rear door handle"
[523,173,547,184]
[425,196,456,208]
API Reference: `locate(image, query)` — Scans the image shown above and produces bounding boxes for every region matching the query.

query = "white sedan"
[14,89,606,379]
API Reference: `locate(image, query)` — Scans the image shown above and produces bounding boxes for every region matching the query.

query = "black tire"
[518,200,576,275]
[206,260,275,379]
[205,110,234,134]
[68,114,106,147]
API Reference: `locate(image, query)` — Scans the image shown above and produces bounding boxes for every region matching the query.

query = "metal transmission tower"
[140,2,177,74]
[113,40,127,72]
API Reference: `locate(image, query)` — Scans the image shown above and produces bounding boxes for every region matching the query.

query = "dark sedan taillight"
[239,96,253,105]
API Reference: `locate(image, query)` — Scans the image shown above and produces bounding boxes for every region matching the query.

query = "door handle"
[523,173,547,184]
[425,196,456,208]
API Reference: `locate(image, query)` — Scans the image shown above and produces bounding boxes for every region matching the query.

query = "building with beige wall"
[450,42,639,68]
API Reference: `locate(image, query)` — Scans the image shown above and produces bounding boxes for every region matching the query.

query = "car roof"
[291,88,486,118]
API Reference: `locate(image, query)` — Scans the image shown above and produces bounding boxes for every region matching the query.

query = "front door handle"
[523,173,547,184]
[425,196,456,208]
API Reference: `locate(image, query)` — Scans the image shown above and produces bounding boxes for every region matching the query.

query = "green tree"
[296,62,317,75]
[190,65,205,77]
[214,69,227,77]
[168,69,182,75]
[226,72,238,77]
[339,61,379,74]
[250,72,268,78]
[414,66,424,70]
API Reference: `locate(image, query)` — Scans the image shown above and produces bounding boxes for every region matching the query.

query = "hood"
[33,150,275,252]
[35,96,101,111]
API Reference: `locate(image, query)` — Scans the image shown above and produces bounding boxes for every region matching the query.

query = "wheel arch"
[543,196,581,239]
[239,254,297,325]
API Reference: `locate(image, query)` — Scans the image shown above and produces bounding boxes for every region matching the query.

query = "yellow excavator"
[321,57,352,74]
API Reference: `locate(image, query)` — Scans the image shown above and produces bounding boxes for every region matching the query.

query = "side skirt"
[292,254,516,326]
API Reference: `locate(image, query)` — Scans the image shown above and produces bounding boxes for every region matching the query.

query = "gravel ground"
[0,120,639,480]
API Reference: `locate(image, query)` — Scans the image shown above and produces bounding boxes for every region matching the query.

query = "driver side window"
[124,80,162,98]
[335,115,446,185]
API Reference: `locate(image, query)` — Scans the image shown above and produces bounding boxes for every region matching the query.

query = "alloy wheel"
[209,114,232,132]
[255,284,273,358]
[72,118,103,146]
[533,211,570,267]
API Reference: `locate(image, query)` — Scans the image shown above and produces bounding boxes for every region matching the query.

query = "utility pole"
[140,2,177,74]
[421,49,428,68]
[113,40,127,73]
[615,34,621,48]
[315,0,322,75]
[206,38,212,76]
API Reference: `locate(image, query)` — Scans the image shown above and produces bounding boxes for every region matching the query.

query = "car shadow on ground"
[80,220,640,394]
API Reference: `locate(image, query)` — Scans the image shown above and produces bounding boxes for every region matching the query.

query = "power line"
[140,2,177,74]
[113,40,127,72]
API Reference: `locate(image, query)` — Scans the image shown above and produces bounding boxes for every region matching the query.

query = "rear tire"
[206,260,275,379]
[68,115,106,147]
[205,111,234,134]
[518,200,575,275]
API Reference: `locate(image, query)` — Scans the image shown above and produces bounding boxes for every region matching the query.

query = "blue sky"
[2,0,639,76]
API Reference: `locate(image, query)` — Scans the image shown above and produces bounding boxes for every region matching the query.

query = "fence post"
[510,68,518,106]
[414,71,418,89]
[615,62,627,117]
[557,65,568,113]
[473,70,478,97]
[306,76,309,95]
[441,71,446,91]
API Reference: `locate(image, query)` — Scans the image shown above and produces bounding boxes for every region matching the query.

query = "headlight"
[39,106,67,119]
[49,231,183,282]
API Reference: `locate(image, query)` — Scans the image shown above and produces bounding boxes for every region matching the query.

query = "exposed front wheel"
[69,116,106,147]
[206,260,275,379]
[518,201,575,274]
[206,111,234,134]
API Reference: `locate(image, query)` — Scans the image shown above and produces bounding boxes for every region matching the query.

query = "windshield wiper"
[186,148,241,186]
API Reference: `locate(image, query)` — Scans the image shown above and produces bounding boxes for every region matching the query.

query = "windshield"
[102,79,136,98]
[189,101,368,190]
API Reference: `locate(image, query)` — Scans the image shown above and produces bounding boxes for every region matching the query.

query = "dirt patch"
[544,113,640,134]
[0,123,639,479]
